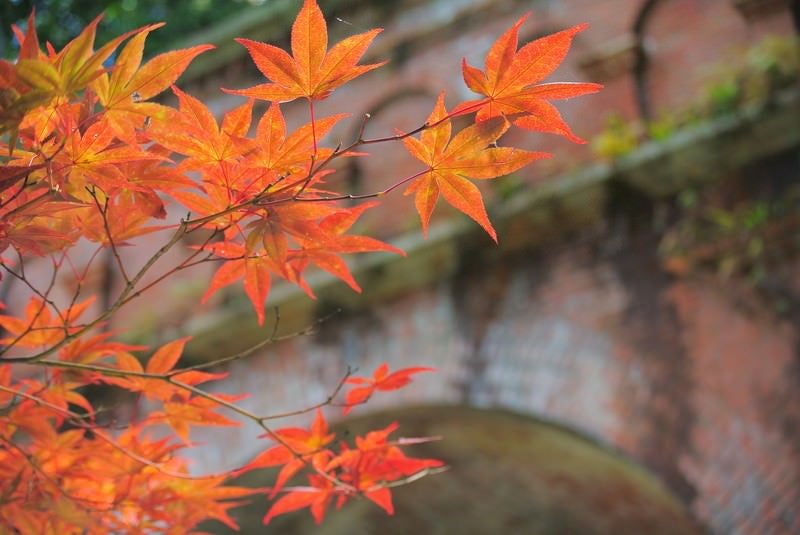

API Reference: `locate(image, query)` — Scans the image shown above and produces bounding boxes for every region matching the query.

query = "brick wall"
[185,184,800,533]
[4,0,798,532]
[174,2,799,533]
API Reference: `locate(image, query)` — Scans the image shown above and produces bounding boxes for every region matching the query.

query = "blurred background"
[3,0,799,533]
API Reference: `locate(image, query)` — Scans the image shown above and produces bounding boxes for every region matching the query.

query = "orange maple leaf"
[224,0,384,102]
[0,296,94,349]
[201,201,402,324]
[82,21,215,143]
[47,114,165,200]
[142,473,257,531]
[240,409,335,498]
[453,14,602,143]
[149,86,255,170]
[156,393,243,445]
[245,101,346,176]
[263,474,336,525]
[11,14,153,98]
[288,201,405,295]
[0,192,84,256]
[102,337,225,400]
[199,241,281,326]
[343,363,436,415]
[403,92,549,241]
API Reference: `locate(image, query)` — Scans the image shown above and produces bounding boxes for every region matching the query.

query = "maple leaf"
[10,12,41,63]
[148,91,275,227]
[52,332,146,385]
[201,202,401,324]
[355,434,443,483]
[9,15,90,94]
[76,189,172,246]
[244,203,339,265]
[50,115,165,199]
[91,27,213,141]
[240,409,335,497]
[149,86,255,170]
[343,363,436,415]
[285,201,405,294]
[224,0,385,102]
[0,296,94,349]
[453,14,602,143]
[314,201,406,256]
[325,422,443,516]
[99,143,196,223]
[0,192,85,256]
[120,143,196,196]
[0,163,45,194]
[101,337,225,399]
[92,338,241,444]
[155,393,243,445]
[245,101,346,176]
[0,13,48,138]
[159,474,258,531]
[263,474,336,525]
[199,241,280,326]
[403,92,549,241]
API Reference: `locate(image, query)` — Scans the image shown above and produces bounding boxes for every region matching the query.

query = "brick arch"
[225,405,703,534]
[631,0,757,121]
[631,0,663,122]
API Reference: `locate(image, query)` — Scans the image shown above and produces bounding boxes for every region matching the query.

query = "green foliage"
[645,112,678,142]
[591,34,799,161]
[590,114,638,160]
[699,34,799,117]
[1,0,254,59]
[660,185,800,286]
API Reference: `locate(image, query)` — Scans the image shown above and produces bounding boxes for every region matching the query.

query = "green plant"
[591,113,638,160]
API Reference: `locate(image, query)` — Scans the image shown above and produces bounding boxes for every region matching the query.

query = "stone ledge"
[177,90,800,363]
[617,90,800,197]
[732,0,793,21]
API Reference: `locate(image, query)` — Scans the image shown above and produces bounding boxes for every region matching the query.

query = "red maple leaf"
[453,13,602,143]
[263,474,337,525]
[239,409,335,498]
[343,363,436,415]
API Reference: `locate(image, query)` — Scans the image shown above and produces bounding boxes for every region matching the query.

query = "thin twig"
[1,220,190,363]
[88,186,130,284]
[168,308,338,376]
[0,250,63,356]
[260,364,352,421]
